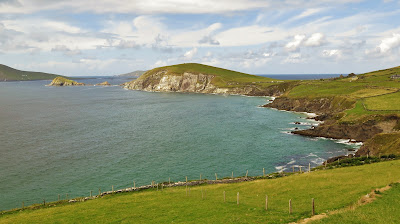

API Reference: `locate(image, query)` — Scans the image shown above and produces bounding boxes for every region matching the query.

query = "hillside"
[117,70,146,78]
[265,66,400,157]
[0,160,399,223]
[0,64,60,81]
[124,63,289,96]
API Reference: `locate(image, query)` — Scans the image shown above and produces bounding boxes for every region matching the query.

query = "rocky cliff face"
[124,70,283,96]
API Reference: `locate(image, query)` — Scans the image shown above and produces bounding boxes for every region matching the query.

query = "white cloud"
[51,45,81,56]
[365,33,400,57]
[378,33,400,53]
[285,34,306,51]
[322,49,342,58]
[304,33,325,47]
[285,8,324,24]
[283,53,306,63]
[183,47,198,59]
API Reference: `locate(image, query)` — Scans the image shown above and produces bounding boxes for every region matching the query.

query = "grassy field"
[0,64,60,81]
[312,182,400,224]
[1,160,399,223]
[137,63,282,89]
[364,91,400,111]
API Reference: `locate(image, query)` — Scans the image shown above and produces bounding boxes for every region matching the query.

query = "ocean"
[0,74,358,211]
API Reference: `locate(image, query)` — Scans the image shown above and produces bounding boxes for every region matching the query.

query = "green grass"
[311,183,400,224]
[364,91,400,111]
[0,64,60,81]
[137,63,283,89]
[1,160,400,223]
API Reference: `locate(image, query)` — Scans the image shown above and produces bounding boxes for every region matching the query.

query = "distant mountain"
[116,70,146,78]
[0,64,61,81]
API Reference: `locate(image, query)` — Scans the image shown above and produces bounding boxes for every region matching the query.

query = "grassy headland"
[265,66,400,156]
[0,160,399,223]
[0,64,60,81]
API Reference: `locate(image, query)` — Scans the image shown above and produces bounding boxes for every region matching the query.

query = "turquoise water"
[0,78,358,211]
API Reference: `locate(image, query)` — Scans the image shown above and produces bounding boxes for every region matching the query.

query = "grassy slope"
[0,64,59,81]
[1,160,399,223]
[284,66,400,122]
[312,183,400,224]
[136,63,282,88]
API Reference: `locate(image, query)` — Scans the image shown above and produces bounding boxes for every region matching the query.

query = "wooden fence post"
[215,173,218,181]
[66,193,68,200]
[90,190,92,197]
[22,201,24,209]
[232,171,233,179]
[157,183,159,191]
[134,181,136,188]
[223,191,226,202]
[43,199,46,206]
[246,170,248,178]
[99,188,101,196]
[309,163,311,172]
[237,192,240,205]
[200,174,202,181]
[289,199,292,214]
[312,198,315,216]
[263,168,265,177]
[112,185,114,193]
[292,166,295,173]
[299,166,302,173]
[161,183,163,191]
[58,194,60,201]
[265,195,268,211]
[169,177,171,184]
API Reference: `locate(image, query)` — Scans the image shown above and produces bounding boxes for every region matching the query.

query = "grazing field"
[0,64,60,81]
[1,160,399,223]
[364,91,400,111]
[311,183,400,224]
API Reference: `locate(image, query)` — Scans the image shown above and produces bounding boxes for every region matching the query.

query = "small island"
[47,77,85,86]
[95,81,111,86]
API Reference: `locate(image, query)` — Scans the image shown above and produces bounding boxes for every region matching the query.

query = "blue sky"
[1,0,400,76]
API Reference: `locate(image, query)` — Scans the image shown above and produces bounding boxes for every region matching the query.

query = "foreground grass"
[311,183,400,224]
[1,160,400,223]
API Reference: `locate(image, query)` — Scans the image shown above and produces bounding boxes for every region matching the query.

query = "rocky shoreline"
[264,96,399,161]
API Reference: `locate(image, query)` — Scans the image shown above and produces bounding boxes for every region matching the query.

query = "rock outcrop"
[48,77,85,86]
[95,81,111,86]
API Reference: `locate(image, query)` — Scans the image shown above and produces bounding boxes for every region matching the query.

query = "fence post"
[134,181,136,188]
[223,191,226,202]
[265,195,268,211]
[58,194,60,201]
[232,171,233,179]
[200,174,202,181]
[66,193,68,200]
[157,183,159,191]
[169,177,171,184]
[237,192,240,205]
[246,170,248,178]
[300,166,302,173]
[99,188,101,196]
[43,199,46,206]
[263,168,265,177]
[215,173,218,181]
[22,201,24,209]
[112,185,114,193]
[309,163,311,172]
[161,183,163,191]
[289,199,292,214]
[90,190,92,197]
[312,198,315,216]
[292,166,295,173]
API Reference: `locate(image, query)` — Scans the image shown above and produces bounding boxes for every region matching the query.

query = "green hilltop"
[136,63,283,88]
[0,64,60,81]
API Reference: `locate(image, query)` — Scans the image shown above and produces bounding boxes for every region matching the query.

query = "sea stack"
[95,81,111,86]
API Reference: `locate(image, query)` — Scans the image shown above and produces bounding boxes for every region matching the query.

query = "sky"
[1,0,400,76]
